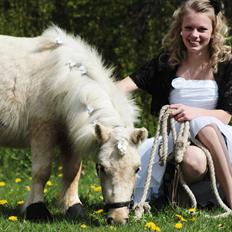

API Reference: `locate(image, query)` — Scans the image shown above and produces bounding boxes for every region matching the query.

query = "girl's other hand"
[169,104,201,122]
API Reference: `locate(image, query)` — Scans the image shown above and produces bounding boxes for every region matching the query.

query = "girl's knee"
[182,155,206,176]
[181,146,207,182]
[197,123,219,141]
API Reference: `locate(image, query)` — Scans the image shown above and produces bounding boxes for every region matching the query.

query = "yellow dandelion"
[188,208,196,214]
[145,221,160,231]
[0,200,8,205]
[90,185,102,192]
[58,166,63,171]
[8,216,18,221]
[46,180,53,186]
[175,214,187,222]
[155,225,161,232]
[58,173,63,177]
[44,188,48,193]
[17,200,24,205]
[0,181,6,187]
[80,224,87,229]
[95,209,104,214]
[15,178,22,183]
[175,222,183,229]
[25,186,31,191]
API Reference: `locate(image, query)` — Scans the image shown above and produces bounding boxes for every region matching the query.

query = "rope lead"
[134,105,232,219]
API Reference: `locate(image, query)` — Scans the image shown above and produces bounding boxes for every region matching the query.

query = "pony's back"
[0,26,138,151]
[37,26,139,152]
[39,26,138,127]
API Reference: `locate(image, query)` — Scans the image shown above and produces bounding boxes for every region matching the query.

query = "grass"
[0,148,231,231]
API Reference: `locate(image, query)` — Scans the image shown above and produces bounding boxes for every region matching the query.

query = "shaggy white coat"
[0,26,147,224]
[0,26,138,154]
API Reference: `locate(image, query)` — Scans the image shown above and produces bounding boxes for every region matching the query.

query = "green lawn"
[0,148,231,231]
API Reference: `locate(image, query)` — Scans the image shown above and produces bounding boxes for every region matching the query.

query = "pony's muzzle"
[106,208,129,224]
[107,216,128,225]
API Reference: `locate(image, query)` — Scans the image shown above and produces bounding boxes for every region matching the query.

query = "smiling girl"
[117,0,232,209]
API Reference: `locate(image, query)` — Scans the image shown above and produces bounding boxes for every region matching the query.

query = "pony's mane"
[38,26,138,153]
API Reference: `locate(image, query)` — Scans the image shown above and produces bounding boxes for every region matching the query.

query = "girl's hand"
[169,104,202,122]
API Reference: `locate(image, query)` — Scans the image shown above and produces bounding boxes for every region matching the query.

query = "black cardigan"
[130,53,232,116]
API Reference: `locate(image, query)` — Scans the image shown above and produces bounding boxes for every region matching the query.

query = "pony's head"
[95,123,148,224]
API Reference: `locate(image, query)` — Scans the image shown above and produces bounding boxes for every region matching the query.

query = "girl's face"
[181,10,213,55]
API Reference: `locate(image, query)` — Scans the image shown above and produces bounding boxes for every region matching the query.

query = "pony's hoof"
[66,203,85,219]
[25,202,53,222]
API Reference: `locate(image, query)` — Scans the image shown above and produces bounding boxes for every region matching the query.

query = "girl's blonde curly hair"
[162,0,231,72]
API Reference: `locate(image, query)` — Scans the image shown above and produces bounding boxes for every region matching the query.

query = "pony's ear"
[95,123,111,143]
[131,127,148,145]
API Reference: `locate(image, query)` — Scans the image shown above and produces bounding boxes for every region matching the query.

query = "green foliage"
[0,148,31,179]
[0,0,231,134]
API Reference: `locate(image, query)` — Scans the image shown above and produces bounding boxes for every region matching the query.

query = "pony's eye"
[96,163,106,175]
[135,167,141,174]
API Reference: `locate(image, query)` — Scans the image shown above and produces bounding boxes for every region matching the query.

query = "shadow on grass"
[0,196,172,225]
[0,205,22,219]
[0,198,105,226]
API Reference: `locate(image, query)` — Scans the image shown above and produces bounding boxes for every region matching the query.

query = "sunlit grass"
[0,148,231,231]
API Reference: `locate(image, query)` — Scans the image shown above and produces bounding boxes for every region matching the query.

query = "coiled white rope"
[133,105,232,219]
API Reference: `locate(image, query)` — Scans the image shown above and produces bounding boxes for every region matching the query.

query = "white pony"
[0,26,147,224]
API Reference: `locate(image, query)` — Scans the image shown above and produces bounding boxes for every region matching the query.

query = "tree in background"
[0,0,231,134]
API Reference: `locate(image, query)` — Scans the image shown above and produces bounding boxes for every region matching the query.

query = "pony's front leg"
[60,151,83,219]
[24,121,55,221]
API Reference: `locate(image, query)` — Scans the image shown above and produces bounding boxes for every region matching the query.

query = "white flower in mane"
[35,25,139,154]
[116,137,128,156]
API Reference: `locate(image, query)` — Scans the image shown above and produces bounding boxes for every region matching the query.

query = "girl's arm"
[169,104,231,124]
[116,76,138,93]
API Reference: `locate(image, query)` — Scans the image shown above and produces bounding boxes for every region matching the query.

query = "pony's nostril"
[107,217,114,225]
[125,218,129,224]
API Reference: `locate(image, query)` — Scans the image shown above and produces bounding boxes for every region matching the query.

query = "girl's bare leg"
[181,145,208,183]
[197,124,232,208]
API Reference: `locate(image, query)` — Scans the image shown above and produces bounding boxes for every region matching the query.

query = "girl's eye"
[184,26,192,31]
[198,27,207,32]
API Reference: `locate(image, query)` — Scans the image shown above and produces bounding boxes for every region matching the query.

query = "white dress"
[133,77,232,203]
